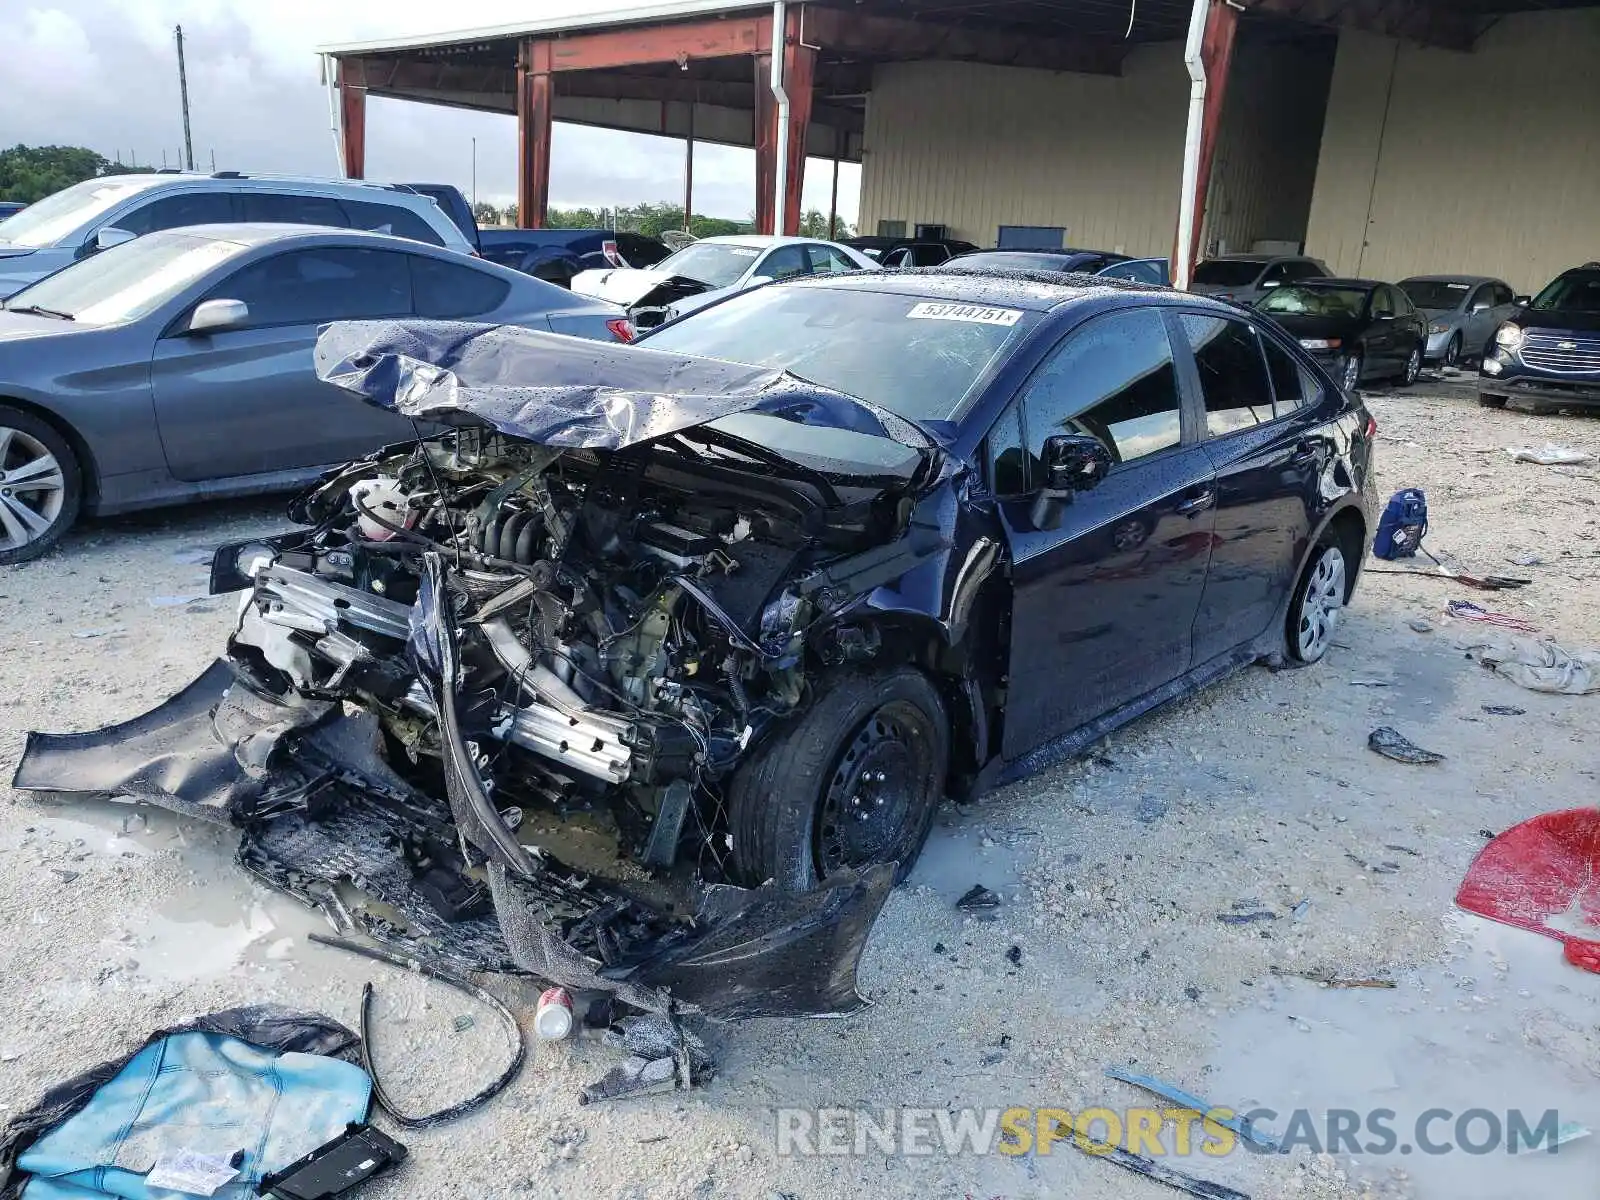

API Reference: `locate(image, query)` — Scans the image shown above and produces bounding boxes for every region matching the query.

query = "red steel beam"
[753,51,776,235]
[547,16,771,73]
[517,39,554,228]
[336,62,367,179]
[780,36,817,236]
[1188,0,1240,271]
[802,7,1124,76]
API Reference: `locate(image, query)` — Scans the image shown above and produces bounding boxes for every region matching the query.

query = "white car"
[571,235,879,330]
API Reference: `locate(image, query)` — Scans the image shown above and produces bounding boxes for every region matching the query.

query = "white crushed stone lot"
[1,377,1596,1200]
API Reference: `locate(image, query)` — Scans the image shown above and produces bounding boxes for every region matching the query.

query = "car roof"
[1208,253,1309,263]
[1294,276,1382,290]
[776,264,1171,312]
[1400,274,1499,285]
[156,222,460,251]
[696,234,825,249]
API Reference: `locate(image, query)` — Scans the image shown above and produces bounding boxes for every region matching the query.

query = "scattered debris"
[1372,862,1402,875]
[1465,634,1600,695]
[70,628,123,640]
[535,987,576,1041]
[1290,899,1311,921]
[1508,553,1546,568]
[1105,1066,1281,1151]
[1183,986,1201,1001]
[146,1149,240,1195]
[1482,705,1528,716]
[1064,1122,1252,1199]
[1457,809,1600,975]
[1217,911,1276,925]
[146,593,210,609]
[957,884,1001,911]
[1506,444,1595,467]
[1407,618,1434,633]
[49,868,79,883]
[310,934,524,1128]
[1445,600,1539,632]
[1349,678,1392,688]
[1384,845,1421,857]
[1368,727,1446,765]
[582,1015,713,1105]
[1270,966,1397,990]
[1006,944,1023,966]
[452,1014,475,1033]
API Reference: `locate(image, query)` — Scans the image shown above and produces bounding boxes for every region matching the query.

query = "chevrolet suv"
[1481,264,1600,412]
[0,172,475,298]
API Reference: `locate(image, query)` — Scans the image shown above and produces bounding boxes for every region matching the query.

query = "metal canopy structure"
[320,0,1599,233]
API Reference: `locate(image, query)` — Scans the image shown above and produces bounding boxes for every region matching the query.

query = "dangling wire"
[1125,0,1138,39]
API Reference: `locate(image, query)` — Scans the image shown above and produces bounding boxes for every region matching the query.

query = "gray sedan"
[1398,275,1523,367]
[0,223,625,563]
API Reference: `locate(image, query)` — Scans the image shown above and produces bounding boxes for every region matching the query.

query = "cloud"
[3,0,860,223]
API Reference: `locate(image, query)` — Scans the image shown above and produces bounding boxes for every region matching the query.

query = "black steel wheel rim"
[816,702,925,874]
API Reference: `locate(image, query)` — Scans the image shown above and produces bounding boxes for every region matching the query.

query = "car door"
[1367,286,1399,370]
[1178,313,1324,662]
[149,244,420,481]
[994,306,1217,759]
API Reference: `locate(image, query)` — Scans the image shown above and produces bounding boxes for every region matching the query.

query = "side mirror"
[1030,434,1114,530]
[1515,296,1530,307]
[94,226,136,252]
[186,298,248,335]
[1261,279,1282,289]
[1470,301,1491,314]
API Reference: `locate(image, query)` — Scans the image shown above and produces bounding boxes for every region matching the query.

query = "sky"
[3,0,862,223]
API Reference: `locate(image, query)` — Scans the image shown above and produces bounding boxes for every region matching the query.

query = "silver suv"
[1191,254,1331,306]
[0,172,474,297]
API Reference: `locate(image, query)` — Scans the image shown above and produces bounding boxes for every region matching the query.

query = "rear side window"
[1021,308,1182,467]
[206,247,412,328]
[410,255,510,318]
[807,244,859,274]
[341,200,447,246]
[239,192,349,228]
[1261,335,1317,415]
[115,190,235,236]
[1181,314,1275,436]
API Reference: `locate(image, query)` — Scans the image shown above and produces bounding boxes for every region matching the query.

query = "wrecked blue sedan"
[15,269,1375,1021]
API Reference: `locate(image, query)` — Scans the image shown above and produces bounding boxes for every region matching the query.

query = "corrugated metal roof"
[315,0,759,56]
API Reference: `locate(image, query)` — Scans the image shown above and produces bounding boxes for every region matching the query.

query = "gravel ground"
[1,376,1597,1200]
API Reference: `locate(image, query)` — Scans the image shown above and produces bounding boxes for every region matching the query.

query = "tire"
[727,667,948,890]
[1341,352,1363,392]
[0,406,81,566]
[1286,538,1349,666]
[1478,393,1508,409]
[1396,344,1422,387]
[1443,334,1462,369]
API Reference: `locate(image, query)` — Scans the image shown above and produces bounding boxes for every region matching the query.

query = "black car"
[1254,278,1428,392]
[1480,265,1600,412]
[17,270,1376,1019]
[844,236,978,266]
[951,248,1170,285]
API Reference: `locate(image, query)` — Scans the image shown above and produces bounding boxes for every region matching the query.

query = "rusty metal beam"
[802,7,1126,76]
[1189,0,1239,270]
[754,51,776,235]
[336,62,366,179]
[517,40,553,229]
[781,37,817,235]
[1241,0,1475,50]
[546,16,771,72]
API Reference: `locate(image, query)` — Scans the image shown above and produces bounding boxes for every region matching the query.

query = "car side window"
[1284,261,1323,282]
[985,400,1028,496]
[1262,262,1292,285]
[1019,308,1182,470]
[1492,282,1515,307]
[808,245,859,274]
[1181,314,1275,436]
[1260,335,1317,415]
[1102,259,1165,285]
[911,245,948,267]
[1372,288,1395,318]
[760,245,810,280]
[114,190,235,236]
[1391,287,1415,316]
[203,247,412,329]
[238,191,349,228]
[341,199,447,246]
[410,255,510,318]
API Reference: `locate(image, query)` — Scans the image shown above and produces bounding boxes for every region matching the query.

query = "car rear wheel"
[0,406,80,566]
[1397,345,1422,387]
[1341,352,1363,392]
[1444,334,1462,368]
[727,667,948,890]
[1478,393,1508,409]
[1286,540,1348,666]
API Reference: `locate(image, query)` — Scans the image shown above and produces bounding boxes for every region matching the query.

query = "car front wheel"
[0,406,80,566]
[1287,540,1348,665]
[727,667,948,890]
[1443,334,1462,368]
[1397,345,1422,387]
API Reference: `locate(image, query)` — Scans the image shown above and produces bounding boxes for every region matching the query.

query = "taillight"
[1365,413,1378,438]
[606,317,636,342]
[602,239,624,268]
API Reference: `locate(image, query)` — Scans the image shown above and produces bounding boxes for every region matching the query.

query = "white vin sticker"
[906,302,1023,326]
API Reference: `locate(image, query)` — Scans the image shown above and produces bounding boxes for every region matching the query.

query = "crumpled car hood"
[314,319,940,453]
[570,266,677,307]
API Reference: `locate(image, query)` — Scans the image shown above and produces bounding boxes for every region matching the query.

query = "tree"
[797,209,853,240]
[471,201,501,227]
[0,144,154,204]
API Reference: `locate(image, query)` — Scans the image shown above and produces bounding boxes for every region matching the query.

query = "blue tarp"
[14,1030,368,1200]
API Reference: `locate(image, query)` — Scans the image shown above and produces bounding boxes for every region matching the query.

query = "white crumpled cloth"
[1465,634,1600,695]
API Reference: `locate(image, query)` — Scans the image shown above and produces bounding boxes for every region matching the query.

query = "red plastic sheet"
[1456,808,1600,973]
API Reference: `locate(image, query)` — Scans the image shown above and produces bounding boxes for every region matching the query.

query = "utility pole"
[471,137,477,208]
[175,26,194,171]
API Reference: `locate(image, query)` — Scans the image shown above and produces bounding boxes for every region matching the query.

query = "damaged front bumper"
[12,559,894,1024]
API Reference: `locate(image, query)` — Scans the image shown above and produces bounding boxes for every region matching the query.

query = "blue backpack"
[1374,489,1428,559]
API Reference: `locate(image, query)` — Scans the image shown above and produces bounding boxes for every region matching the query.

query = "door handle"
[1176,490,1216,518]
[1289,440,1319,466]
